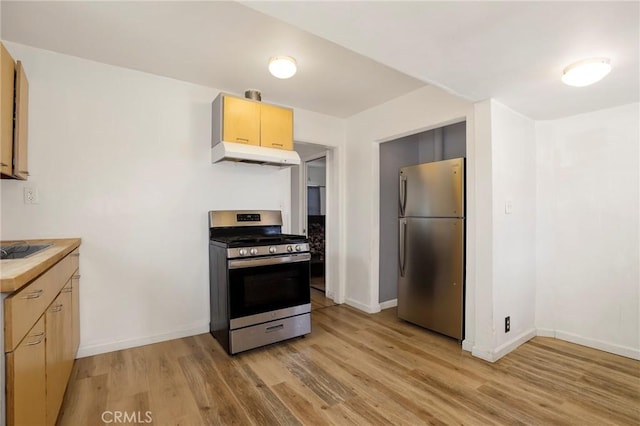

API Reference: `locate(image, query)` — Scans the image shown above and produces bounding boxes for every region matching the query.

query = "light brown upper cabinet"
[0,42,29,180]
[13,61,28,180]
[213,94,260,146]
[212,93,293,150]
[1,43,15,176]
[260,103,293,150]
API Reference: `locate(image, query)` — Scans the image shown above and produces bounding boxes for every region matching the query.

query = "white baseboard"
[492,328,537,361]
[471,328,536,363]
[76,321,209,358]
[471,346,495,362]
[461,339,474,353]
[379,299,397,310]
[536,329,640,360]
[345,298,379,314]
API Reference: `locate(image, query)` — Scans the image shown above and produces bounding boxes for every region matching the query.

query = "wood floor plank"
[240,363,302,425]
[57,374,108,426]
[310,343,446,425]
[143,344,204,426]
[58,300,640,426]
[271,345,356,407]
[271,381,334,425]
[178,353,251,425]
[106,346,149,403]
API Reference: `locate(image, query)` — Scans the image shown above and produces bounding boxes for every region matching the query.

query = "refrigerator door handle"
[399,219,407,277]
[399,174,407,216]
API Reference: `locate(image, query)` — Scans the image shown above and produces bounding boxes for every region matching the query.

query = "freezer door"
[400,158,464,218]
[398,217,464,340]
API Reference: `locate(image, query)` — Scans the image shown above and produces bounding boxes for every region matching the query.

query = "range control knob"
[287,245,294,252]
[269,246,277,254]
[295,245,302,252]
[250,248,258,255]
[238,248,247,256]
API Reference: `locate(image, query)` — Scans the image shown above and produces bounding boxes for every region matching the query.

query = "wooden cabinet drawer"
[4,251,79,352]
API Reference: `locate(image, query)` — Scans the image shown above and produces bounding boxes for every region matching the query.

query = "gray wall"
[418,121,466,163]
[379,134,420,303]
[378,121,466,304]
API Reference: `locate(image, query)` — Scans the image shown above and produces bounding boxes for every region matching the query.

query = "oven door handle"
[229,253,311,269]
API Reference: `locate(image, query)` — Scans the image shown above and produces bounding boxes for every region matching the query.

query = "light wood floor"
[58,302,640,425]
[310,276,326,292]
[311,287,335,311]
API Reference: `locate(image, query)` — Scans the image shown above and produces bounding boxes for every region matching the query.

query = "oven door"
[227,253,310,328]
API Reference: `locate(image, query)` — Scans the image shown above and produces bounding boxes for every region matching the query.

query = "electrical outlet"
[23,187,39,204]
[505,316,511,333]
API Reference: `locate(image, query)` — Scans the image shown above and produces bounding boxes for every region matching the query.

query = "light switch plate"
[505,199,513,214]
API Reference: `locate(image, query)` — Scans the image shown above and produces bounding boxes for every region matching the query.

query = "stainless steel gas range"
[208,210,311,354]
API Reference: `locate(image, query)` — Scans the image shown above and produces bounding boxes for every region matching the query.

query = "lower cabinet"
[6,316,47,426]
[71,274,80,357]
[45,286,73,425]
[4,248,81,426]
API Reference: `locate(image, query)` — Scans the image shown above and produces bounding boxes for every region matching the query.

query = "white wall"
[0,42,345,357]
[536,103,640,359]
[490,101,537,357]
[471,100,495,358]
[471,100,537,362]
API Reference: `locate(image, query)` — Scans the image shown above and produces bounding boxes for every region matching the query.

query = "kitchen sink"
[0,243,52,260]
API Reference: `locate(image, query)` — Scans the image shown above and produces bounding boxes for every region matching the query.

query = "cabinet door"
[46,290,72,426]
[13,60,28,180]
[6,315,47,426]
[260,103,293,150]
[0,43,14,176]
[71,273,80,357]
[222,96,260,146]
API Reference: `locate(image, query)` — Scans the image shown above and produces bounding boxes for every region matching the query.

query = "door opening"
[306,157,326,292]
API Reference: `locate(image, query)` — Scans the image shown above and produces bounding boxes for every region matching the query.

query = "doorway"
[306,157,326,292]
[292,142,336,308]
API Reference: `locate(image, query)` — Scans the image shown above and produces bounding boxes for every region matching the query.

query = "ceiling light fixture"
[269,56,297,79]
[561,57,611,87]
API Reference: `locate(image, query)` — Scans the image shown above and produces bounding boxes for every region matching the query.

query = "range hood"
[211,141,301,167]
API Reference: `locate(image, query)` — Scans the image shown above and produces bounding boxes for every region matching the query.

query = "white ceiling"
[2,1,638,120]
[0,1,424,118]
[248,1,640,120]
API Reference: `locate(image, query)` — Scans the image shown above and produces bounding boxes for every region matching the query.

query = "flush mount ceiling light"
[268,56,297,79]
[561,57,612,87]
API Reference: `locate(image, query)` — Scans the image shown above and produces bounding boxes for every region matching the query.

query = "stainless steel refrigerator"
[398,158,465,340]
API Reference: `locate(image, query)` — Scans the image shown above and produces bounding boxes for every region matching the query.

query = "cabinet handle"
[18,170,29,175]
[272,143,283,147]
[26,332,45,346]
[62,288,72,293]
[22,289,43,299]
[51,304,63,313]
[70,253,80,257]
[0,162,8,167]
[72,274,81,279]
[236,137,249,142]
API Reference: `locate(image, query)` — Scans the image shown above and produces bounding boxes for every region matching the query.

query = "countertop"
[0,238,81,293]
